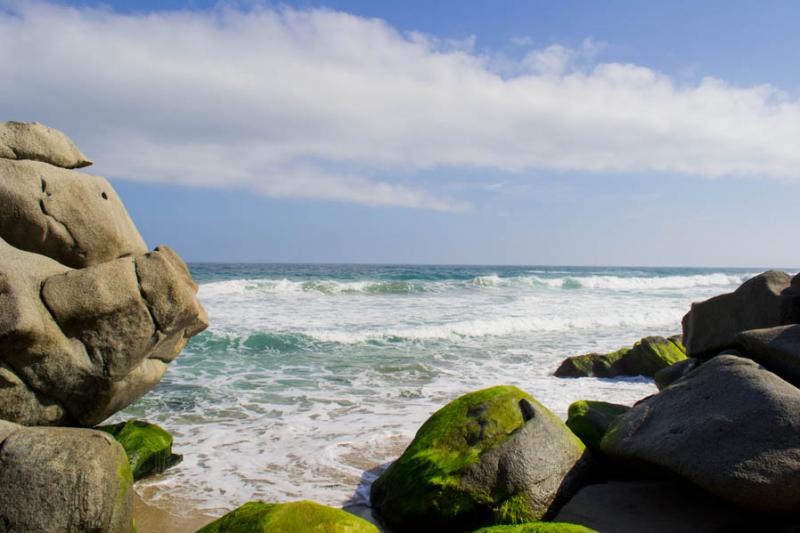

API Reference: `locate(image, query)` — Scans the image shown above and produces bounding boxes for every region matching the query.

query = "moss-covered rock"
[371,385,590,532]
[197,500,378,533]
[472,522,597,532]
[97,420,182,481]
[555,336,686,379]
[565,401,629,453]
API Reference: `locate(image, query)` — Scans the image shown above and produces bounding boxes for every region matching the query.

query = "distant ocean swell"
[199,272,752,298]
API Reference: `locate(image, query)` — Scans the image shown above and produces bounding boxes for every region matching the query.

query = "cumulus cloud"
[0,1,799,211]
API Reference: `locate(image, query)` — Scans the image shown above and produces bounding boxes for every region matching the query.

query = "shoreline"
[133,491,218,533]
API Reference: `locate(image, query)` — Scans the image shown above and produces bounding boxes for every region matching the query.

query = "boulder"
[0,158,146,268]
[0,420,133,532]
[97,419,182,481]
[197,501,378,533]
[681,271,791,358]
[781,273,800,323]
[472,523,597,532]
[0,238,207,426]
[601,355,800,512]
[0,121,92,169]
[371,386,591,532]
[565,401,629,453]
[653,358,699,390]
[736,325,800,386]
[554,336,685,378]
[552,481,797,533]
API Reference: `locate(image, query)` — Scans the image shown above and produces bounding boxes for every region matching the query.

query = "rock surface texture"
[0,419,133,532]
[681,270,792,358]
[736,325,800,386]
[0,121,207,427]
[371,386,591,532]
[601,355,800,512]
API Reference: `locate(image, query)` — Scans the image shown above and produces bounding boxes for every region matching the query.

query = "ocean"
[116,264,758,514]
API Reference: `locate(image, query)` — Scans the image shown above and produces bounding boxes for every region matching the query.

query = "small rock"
[97,419,182,481]
[555,336,686,378]
[565,400,629,453]
[653,358,699,390]
[197,500,378,533]
[0,121,92,169]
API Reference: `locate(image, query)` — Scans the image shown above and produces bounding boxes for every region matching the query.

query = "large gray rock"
[0,420,133,532]
[736,325,800,386]
[0,121,92,169]
[681,271,792,358]
[601,355,800,512]
[371,386,591,531]
[0,238,207,426]
[0,158,147,268]
[781,273,800,324]
[0,122,207,426]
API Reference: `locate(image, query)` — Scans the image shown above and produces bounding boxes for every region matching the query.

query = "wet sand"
[133,492,218,533]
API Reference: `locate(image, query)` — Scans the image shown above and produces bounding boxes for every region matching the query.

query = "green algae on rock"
[97,420,182,481]
[197,500,378,533]
[472,522,598,532]
[371,385,590,532]
[554,336,686,378]
[566,401,629,453]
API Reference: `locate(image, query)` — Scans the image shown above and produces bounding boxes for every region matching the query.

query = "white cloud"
[0,1,799,211]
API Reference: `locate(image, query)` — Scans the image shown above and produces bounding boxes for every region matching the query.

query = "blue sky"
[2,0,799,266]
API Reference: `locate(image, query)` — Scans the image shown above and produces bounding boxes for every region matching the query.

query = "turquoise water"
[119,264,757,512]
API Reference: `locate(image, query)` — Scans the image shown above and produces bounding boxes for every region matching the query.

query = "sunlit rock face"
[0,121,207,427]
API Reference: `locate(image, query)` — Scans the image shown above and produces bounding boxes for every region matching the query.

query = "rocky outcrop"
[653,357,699,390]
[0,122,207,427]
[601,355,800,512]
[371,386,591,532]
[681,271,792,358]
[565,401,629,453]
[198,501,378,533]
[554,336,685,379]
[98,419,182,481]
[0,121,92,169]
[736,325,800,386]
[0,419,133,532]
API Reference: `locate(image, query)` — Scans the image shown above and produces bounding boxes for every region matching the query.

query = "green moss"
[372,385,543,529]
[98,420,182,481]
[565,401,629,452]
[197,500,377,533]
[472,522,598,532]
[622,337,686,376]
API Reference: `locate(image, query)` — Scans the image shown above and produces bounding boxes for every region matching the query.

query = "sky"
[1,0,799,266]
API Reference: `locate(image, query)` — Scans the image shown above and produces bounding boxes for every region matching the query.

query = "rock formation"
[371,385,591,532]
[0,121,207,427]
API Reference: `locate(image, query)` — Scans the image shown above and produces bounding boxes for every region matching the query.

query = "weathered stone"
[198,501,378,533]
[736,325,800,386]
[0,121,92,169]
[555,336,685,379]
[601,355,800,512]
[565,400,629,453]
[97,419,182,481]
[371,386,591,532]
[0,158,146,268]
[553,481,798,533]
[681,271,791,358]
[0,237,207,426]
[653,358,699,390]
[0,422,133,532]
